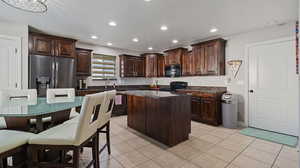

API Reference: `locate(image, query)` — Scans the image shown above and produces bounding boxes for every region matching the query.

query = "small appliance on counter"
[78,79,88,90]
[159,81,188,92]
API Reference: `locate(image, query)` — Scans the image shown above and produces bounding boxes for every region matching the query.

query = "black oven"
[165,64,181,77]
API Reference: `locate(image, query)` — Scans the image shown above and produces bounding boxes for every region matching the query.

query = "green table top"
[0,96,84,117]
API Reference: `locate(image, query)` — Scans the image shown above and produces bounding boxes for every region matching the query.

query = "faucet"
[104,79,110,90]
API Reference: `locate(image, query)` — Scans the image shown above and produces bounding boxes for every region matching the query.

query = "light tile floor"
[79,116,299,168]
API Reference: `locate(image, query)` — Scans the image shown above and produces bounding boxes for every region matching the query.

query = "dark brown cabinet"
[29,33,76,58]
[143,53,165,77]
[191,38,226,76]
[120,55,145,77]
[182,51,194,76]
[177,90,223,126]
[127,95,147,133]
[76,48,93,76]
[164,48,187,66]
[126,93,191,146]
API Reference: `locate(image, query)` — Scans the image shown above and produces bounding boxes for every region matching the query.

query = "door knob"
[249,90,254,93]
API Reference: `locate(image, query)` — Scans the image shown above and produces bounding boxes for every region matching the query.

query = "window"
[92,54,116,80]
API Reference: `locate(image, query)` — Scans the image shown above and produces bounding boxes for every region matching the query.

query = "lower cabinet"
[127,95,146,133]
[191,96,222,126]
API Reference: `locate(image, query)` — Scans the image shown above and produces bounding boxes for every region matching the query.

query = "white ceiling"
[0,0,298,52]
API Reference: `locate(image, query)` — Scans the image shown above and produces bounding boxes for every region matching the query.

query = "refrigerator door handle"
[52,61,56,88]
[55,62,59,88]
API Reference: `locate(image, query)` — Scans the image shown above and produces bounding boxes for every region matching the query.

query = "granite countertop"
[119,90,188,98]
[176,89,225,94]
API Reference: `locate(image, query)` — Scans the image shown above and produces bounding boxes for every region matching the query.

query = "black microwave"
[165,64,181,77]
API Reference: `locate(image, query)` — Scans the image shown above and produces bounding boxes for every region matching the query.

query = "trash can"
[222,93,238,129]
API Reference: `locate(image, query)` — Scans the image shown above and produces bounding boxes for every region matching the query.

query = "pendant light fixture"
[1,0,47,13]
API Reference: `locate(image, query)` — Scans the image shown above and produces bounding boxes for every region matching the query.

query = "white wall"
[76,42,153,86]
[0,20,28,89]
[153,22,296,123]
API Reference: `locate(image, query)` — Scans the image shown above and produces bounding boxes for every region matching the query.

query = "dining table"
[0,96,84,133]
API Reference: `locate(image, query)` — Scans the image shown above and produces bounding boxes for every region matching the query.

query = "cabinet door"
[30,35,54,56]
[182,51,194,76]
[56,40,75,58]
[191,97,202,121]
[76,49,91,76]
[145,54,158,77]
[135,58,145,77]
[200,98,217,125]
[125,57,136,77]
[192,45,206,75]
[157,55,165,77]
[206,42,218,75]
[127,95,146,133]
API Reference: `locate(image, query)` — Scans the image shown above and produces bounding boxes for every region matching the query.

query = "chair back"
[74,92,106,145]
[46,88,75,104]
[99,90,116,127]
[0,89,37,107]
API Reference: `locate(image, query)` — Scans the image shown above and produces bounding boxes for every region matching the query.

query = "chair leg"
[73,148,80,168]
[92,135,100,168]
[30,147,39,168]
[106,122,111,155]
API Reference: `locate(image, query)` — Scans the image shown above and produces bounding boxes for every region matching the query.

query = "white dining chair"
[0,130,35,167]
[28,92,107,168]
[46,88,79,119]
[0,89,37,129]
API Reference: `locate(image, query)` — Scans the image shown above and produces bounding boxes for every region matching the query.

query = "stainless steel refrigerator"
[29,55,75,97]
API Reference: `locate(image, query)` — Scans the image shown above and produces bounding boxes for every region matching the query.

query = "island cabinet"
[119,55,145,77]
[164,48,187,66]
[76,48,93,76]
[124,91,191,147]
[191,38,226,76]
[182,51,194,76]
[29,32,76,58]
[143,53,165,77]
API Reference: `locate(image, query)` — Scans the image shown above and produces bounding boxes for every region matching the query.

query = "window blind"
[92,54,116,80]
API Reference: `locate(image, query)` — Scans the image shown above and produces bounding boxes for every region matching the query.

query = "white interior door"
[249,38,299,136]
[0,35,21,90]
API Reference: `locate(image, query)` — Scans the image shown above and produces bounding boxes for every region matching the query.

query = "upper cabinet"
[191,38,226,76]
[120,55,145,78]
[164,48,187,66]
[143,53,164,78]
[76,48,93,76]
[29,32,76,58]
[182,51,193,76]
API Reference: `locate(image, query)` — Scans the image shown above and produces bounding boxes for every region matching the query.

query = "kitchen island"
[120,90,191,147]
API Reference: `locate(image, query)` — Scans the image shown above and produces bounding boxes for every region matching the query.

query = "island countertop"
[119,90,189,98]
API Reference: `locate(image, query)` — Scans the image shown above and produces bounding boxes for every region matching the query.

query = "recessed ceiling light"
[160,25,168,31]
[91,35,98,39]
[172,39,178,44]
[108,21,117,27]
[132,38,139,42]
[148,47,153,50]
[107,42,113,46]
[210,27,218,33]
[144,0,152,2]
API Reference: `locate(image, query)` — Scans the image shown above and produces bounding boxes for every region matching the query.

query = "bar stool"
[97,90,116,154]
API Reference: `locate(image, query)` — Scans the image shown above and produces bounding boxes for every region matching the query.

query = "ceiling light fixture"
[132,38,139,42]
[91,35,98,39]
[108,21,117,27]
[210,27,218,33]
[144,0,152,2]
[148,47,153,50]
[172,40,178,44]
[107,42,112,46]
[1,0,47,13]
[160,25,168,31]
